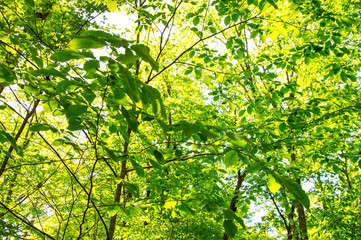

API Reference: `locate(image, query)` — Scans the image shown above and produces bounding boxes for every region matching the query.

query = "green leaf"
[184,68,193,75]
[29,123,51,132]
[259,0,267,11]
[224,16,231,26]
[50,49,94,62]
[82,89,96,104]
[279,177,310,209]
[107,205,120,217]
[178,202,195,215]
[149,159,163,171]
[153,149,164,164]
[340,71,348,82]
[121,106,138,132]
[278,122,288,132]
[224,209,246,229]
[81,30,130,48]
[117,50,139,64]
[247,162,262,173]
[1,131,22,156]
[266,0,278,9]
[24,85,40,95]
[181,122,199,138]
[223,220,237,238]
[130,159,145,177]
[31,67,66,79]
[103,147,118,162]
[131,44,159,71]
[66,105,88,118]
[266,174,281,194]
[226,39,233,49]
[124,182,139,198]
[224,150,239,168]
[0,63,15,85]
[67,117,85,131]
[193,16,200,26]
[84,60,100,74]
[69,37,106,49]
[305,57,311,65]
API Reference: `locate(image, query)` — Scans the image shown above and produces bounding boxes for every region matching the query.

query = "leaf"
[224,209,246,229]
[84,60,100,74]
[29,123,50,132]
[1,131,22,156]
[131,44,159,71]
[130,159,145,177]
[121,106,138,132]
[0,63,15,85]
[266,174,281,194]
[81,30,130,48]
[279,176,310,209]
[224,16,231,26]
[117,49,139,64]
[124,182,139,198]
[193,16,200,26]
[107,205,120,217]
[66,105,88,118]
[67,117,85,131]
[69,37,107,49]
[24,85,40,95]
[107,0,117,12]
[164,200,177,209]
[104,147,118,162]
[178,202,195,215]
[340,71,348,82]
[278,122,288,132]
[181,121,199,138]
[226,39,233,49]
[224,150,239,168]
[247,162,262,173]
[259,0,267,11]
[153,149,164,164]
[266,0,278,9]
[223,220,237,238]
[82,89,96,104]
[31,67,66,79]
[149,159,163,171]
[50,49,94,62]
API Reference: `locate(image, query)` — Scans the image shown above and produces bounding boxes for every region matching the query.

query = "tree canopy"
[0,0,360,239]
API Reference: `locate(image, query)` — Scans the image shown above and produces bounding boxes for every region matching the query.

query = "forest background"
[0,0,360,239]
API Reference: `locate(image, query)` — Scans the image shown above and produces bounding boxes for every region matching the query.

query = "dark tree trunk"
[223,169,246,240]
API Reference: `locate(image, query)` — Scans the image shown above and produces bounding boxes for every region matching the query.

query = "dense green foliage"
[0,0,360,239]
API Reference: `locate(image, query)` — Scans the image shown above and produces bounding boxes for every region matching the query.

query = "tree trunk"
[223,169,246,240]
[296,180,308,240]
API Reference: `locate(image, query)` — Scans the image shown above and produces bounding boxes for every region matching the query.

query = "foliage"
[0,0,360,239]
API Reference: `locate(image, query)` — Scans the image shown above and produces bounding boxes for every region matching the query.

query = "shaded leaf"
[279,176,310,209]
[50,49,94,62]
[224,150,239,168]
[153,149,164,164]
[29,123,50,132]
[130,159,145,177]
[131,44,159,71]
[69,37,106,49]
[0,63,15,85]
[66,105,88,118]
[223,220,237,238]
[247,162,262,173]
